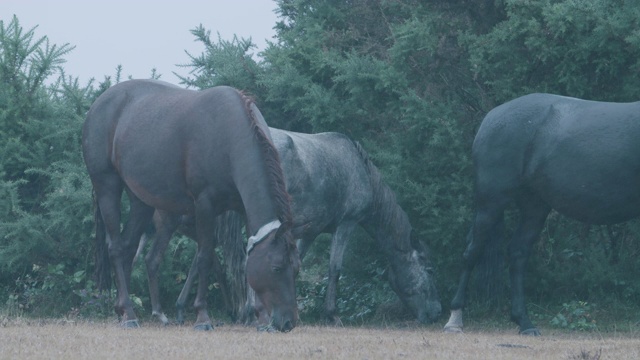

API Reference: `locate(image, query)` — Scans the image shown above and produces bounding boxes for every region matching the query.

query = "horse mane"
[353,141,413,253]
[238,91,295,248]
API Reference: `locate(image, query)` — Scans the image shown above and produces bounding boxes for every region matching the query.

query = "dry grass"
[1,318,638,360]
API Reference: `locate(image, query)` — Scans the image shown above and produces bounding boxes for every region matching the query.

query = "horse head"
[387,238,441,323]
[245,222,300,332]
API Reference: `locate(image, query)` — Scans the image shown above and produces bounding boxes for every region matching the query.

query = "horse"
[81,79,299,331]
[141,127,441,326]
[443,93,640,335]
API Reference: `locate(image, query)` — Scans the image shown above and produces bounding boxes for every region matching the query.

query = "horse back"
[83,80,257,214]
[271,129,373,235]
[473,93,640,223]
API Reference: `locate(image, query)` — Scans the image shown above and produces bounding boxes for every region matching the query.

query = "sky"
[1,0,279,85]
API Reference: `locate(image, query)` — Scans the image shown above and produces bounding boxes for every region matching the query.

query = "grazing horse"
[444,93,640,335]
[82,79,299,331]
[142,128,441,325]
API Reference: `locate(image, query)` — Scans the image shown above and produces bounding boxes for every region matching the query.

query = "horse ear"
[272,221,290,248]
[275,220,292,237]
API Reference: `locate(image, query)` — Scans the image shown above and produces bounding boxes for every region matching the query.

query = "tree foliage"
[0,16,100,316]
[3,0,640,324]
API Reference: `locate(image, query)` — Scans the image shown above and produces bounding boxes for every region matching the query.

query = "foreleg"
[145,210,180,325]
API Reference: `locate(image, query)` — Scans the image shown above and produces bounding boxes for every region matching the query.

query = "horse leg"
[145,210,180,325]
[444,200,507,333]
[170,215,232,325]
[325,222,357,326]
[117,193,154,327]
[508,197,550,335]
[121,192,154,290]
[176,252,198,325]
[174,242,230,325]
[192,197,218,331]
[94,176,139,326]
[296,235,314,260]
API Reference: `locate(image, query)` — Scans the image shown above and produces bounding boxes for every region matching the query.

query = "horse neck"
[237,174,280,235]
[232,94,291,236]
[361,186,413,255]
[355,141,413,254]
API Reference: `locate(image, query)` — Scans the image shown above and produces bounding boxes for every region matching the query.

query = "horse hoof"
[519,327,541,336]
[443,325,463,334]
[194,323,214,331]
[325,316,343,327]
[155,313,169,326]
[257,324,277,333]
[121,320,139,329]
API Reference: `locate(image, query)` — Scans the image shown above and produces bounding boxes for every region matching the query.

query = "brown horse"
[82,79,299,331]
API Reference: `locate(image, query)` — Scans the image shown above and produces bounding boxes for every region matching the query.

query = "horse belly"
[548,192,640,225]
[114,137,196,214]
[125,169,195,214]
[531,157,640,225]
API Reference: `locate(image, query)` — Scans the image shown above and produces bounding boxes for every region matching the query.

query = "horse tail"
[218,211,248,322]
[475,213,506,303]
[352,140,412,253]
[92,192,111,291]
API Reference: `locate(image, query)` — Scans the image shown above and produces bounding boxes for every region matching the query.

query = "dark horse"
[82,79,299,331]
[141,128,441,325]
[444,93,640,335]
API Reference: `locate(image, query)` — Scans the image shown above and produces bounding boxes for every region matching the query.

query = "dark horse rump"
[142,128,441,326]
[444,93,640,335]
[82,79,298,331]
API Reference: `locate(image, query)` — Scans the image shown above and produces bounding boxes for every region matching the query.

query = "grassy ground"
[1,317,638,360]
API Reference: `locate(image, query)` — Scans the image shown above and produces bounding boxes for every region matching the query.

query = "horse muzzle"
[417,299,442,324]
[271,308,298,332]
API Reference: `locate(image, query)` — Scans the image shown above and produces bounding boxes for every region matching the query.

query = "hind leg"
[93,176,131,323]
[508,196,550,335]
[94,177,152,326]
[444,198,508,333]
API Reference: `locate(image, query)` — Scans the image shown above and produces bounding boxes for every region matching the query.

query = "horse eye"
[425,267,435,275]
[272,266,283,273]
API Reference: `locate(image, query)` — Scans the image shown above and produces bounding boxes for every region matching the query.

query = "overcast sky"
[1,1,279,85]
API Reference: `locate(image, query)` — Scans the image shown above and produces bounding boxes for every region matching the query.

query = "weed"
[551,301,597,331]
